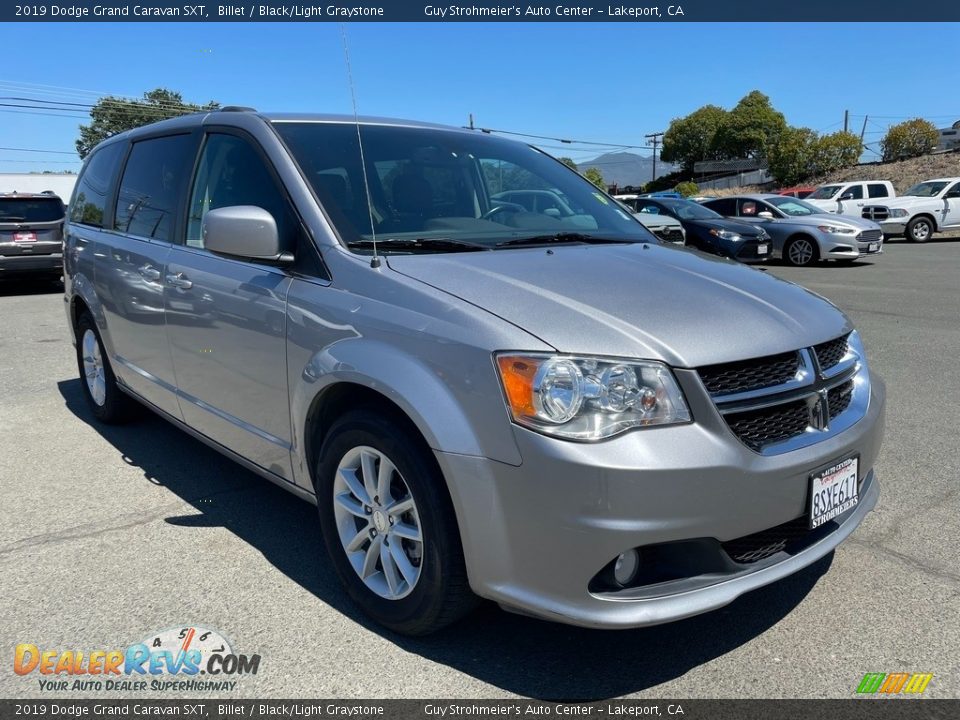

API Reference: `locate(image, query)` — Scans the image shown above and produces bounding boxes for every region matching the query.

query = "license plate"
[14,232,37,243]
[809,456,859,529]
[868,242,879,252]
[757,244,769,255]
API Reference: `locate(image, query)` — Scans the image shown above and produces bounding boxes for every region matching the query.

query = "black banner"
[1,700,958,720]
[4,0,960,22]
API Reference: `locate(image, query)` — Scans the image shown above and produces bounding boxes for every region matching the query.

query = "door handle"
[138,265,161,282]
[165,272,193,290]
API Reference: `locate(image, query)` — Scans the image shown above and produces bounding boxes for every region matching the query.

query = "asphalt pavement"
[1,238,958,700]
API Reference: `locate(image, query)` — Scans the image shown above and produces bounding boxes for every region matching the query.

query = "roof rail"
[219,106,257,112]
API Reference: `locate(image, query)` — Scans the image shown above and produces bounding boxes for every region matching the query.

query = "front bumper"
[879,220,907,236]
[439,375,885,629]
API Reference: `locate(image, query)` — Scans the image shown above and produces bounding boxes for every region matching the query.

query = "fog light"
[613,549,640,586]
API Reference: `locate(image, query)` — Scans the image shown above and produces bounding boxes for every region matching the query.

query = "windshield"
[274,122,652,253]
[0,197,64,223]
[765,196,824,216]
[903,181,948,197]
[659,198,723,220]
[807,185,842,200]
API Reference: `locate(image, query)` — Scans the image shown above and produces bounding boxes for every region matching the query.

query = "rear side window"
[70,143,124,228]
[868,183,889,198]
[114,135,195,243]
[0,197,64,223]
[706,198,736,216]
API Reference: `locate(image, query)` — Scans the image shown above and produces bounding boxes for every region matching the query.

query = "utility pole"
[645,131,664,183]
[844,109,849,133]
[468,113,474,130]
[859,115,869,146]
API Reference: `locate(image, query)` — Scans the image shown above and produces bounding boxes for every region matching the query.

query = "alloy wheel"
[332,446,424,600]
[788,238,815,265]
[81,329,107,407]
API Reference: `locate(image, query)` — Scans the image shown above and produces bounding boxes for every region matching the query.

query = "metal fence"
[694,169,775,190]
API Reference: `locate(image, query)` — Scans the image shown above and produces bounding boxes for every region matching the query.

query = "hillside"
[574,152,676,186]
[707,151,960,197]
[810,152,960,193]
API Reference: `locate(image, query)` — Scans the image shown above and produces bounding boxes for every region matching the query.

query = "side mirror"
[757,211,774,219]
[838,193,854,201]
[202,206,292,264]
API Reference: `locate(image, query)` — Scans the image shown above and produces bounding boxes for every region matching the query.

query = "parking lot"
[1,238,958,700]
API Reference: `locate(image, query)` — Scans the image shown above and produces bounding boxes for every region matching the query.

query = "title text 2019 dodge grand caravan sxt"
[64,109,884,635]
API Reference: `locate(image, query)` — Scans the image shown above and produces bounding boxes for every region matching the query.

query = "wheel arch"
[910,213,939,231]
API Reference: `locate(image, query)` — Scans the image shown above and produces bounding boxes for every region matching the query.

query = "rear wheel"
[905,216,933,243]
[75,311,137,423]
[785,235,819,266]
[315,408,477,635]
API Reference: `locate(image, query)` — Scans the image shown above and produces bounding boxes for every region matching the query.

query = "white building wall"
[0,173,77,201]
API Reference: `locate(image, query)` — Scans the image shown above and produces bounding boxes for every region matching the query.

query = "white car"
[614,194,686,244]
[862,178,960,242]
[806,180,896,217]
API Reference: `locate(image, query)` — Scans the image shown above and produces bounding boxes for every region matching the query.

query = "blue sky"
[1,22,958,172]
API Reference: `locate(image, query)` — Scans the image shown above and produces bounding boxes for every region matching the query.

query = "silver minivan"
[65,110,885,634]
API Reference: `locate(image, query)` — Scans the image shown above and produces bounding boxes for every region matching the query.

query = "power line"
[0,146,77,154]
[472,126,647,149]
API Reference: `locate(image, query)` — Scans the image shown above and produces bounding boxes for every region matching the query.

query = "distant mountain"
[574,152,677,187]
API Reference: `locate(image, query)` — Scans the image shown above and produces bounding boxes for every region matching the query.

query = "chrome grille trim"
[699,335,870,456]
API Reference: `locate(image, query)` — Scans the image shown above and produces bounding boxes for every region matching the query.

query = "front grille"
[721,516,814,564]
[697,352,799,395]
[656,227,685,244]
[814,334,849,370]
[724,400,811,452]
[858,229,882,243]
[862,206,889,222]
[828,380,854,420]
[734,240,769,261]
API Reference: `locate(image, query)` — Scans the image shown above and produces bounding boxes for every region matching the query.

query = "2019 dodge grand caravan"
[64,109,885,635]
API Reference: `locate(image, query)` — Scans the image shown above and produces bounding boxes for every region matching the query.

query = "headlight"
[709,228,741,241]
[818,225,857,235]
[757,229,770,240]
[888,209,908,218]
[495,354,691,440]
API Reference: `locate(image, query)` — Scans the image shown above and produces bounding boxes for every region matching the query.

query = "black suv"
[0,191,66,281]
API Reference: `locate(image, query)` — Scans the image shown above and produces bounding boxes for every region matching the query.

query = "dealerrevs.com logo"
[856,672,934,696]
[14,626,260,692]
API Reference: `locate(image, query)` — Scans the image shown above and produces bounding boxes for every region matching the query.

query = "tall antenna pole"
[860,115,869,146]
[844,109,849,133]
[645,131,664,183]
[468,113,474,130]
[340,24,380,268]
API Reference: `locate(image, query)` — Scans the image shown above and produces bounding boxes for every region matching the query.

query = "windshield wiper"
[495,232,633,248]
[346,237,491,253]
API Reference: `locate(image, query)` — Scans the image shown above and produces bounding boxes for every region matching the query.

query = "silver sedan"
[702,194,884,266]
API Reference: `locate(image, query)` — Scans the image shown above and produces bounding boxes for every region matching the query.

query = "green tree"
[767,127,819,186]
[557,157,578,171]
[710,91,787,160]
[880,118,940,162]
[76,88,219,158]
[810,131,863,177]
[583,167,606,189]
[660,105,728,173]
[673,181,699,197]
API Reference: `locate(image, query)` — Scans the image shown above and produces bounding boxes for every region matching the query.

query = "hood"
[632,213,683,229]
[387,243,850,368]
[862,195,936,209]
[686,218,766,237]
[774,214,881,231]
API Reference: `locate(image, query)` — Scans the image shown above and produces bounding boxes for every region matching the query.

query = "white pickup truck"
[861,178,960,242]
[805,180,896,217]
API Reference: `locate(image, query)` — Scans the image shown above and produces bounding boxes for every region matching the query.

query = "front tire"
[785,235,819,267]
[75,311,137,423]
[906,216,933,243]
[315,408,477,635]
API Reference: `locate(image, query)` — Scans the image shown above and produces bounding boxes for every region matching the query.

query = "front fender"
[288,337,524,491]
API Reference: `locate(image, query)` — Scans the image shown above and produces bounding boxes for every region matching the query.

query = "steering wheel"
[483,202,525,221]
